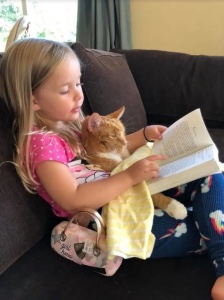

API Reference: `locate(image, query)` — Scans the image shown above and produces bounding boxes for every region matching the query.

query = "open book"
[147,108,222,195]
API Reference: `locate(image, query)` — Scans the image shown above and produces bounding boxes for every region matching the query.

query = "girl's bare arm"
[36,154,166,213]
[126,125,167,153]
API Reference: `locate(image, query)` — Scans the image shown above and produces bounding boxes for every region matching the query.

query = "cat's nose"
[123,139,128,146]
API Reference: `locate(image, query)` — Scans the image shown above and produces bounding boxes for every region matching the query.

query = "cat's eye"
[100,140,106,146]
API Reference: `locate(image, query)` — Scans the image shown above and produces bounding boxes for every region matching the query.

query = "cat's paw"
[164,199,188,220]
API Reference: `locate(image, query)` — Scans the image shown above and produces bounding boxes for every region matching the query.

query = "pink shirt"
[29,130,109,218]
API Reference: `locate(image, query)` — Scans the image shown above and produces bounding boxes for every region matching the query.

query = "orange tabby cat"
[81,107,187,220]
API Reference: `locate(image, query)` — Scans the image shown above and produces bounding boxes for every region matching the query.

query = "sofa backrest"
[112,49,224,129]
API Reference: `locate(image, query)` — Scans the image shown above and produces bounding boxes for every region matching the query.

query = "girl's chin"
[68,113,80,121]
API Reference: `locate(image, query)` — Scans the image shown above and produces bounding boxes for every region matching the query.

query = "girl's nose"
[74,87,83,102]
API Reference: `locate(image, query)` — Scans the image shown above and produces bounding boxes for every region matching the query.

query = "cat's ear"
[87,113,103,132]
[107,106,125,120]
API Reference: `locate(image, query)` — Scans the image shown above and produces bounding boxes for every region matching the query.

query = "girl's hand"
[144,125,167,141]
[125,154,167,185]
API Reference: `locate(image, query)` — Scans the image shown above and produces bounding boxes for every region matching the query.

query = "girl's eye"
[60,90,69,95]
[60,82,83,94]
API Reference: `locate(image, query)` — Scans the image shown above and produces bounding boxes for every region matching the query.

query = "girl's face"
[32,54,84,126]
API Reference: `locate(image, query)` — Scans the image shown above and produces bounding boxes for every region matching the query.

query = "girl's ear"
[32,96,41,111]
[87,113,103,132]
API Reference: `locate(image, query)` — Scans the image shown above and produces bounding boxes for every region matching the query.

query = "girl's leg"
[151,209,203,258]
[192,174,224,277]
[151,183,205,258]
[151,173,224,299]
[191,174,224,300]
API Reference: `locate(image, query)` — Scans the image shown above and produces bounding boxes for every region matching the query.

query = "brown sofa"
[0,42,224,300]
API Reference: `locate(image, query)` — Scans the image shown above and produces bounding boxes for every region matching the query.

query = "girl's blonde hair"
[0,38,84,192]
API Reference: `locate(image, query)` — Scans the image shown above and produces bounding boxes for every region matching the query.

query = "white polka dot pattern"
[29,131,75,217]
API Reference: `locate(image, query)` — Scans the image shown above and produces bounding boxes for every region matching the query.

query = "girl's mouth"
[71,107,80,113]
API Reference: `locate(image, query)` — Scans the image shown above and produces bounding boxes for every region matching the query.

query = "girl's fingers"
[146,155,167,161]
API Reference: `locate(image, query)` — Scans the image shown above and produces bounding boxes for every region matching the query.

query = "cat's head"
[81,106,128,156]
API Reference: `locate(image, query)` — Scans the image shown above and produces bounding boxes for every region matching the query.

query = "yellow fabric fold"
[102,143,155,259]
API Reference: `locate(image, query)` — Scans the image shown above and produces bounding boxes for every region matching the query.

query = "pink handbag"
[51,208,123,276]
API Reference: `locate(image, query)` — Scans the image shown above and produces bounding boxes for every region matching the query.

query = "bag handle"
[73,208,105,228]
[60,208,105,253]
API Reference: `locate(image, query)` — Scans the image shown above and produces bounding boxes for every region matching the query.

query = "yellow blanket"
[102,143,155,259]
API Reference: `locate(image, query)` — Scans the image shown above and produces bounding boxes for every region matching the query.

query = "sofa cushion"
[0,97,56,275]
[70,43,147,134]
[0,235,215,300]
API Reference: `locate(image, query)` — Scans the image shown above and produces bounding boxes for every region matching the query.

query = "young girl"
[0,38,224,300]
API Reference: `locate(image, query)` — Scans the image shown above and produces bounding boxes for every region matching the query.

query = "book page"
[147,144,221,195]
[152,109,215,164]
[158,144,219,178]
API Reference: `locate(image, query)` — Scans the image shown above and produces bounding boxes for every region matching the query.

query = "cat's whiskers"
[107,145,118,154]
[123,115,136,134]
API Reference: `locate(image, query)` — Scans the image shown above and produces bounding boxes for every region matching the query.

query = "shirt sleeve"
[29,132,75,173]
